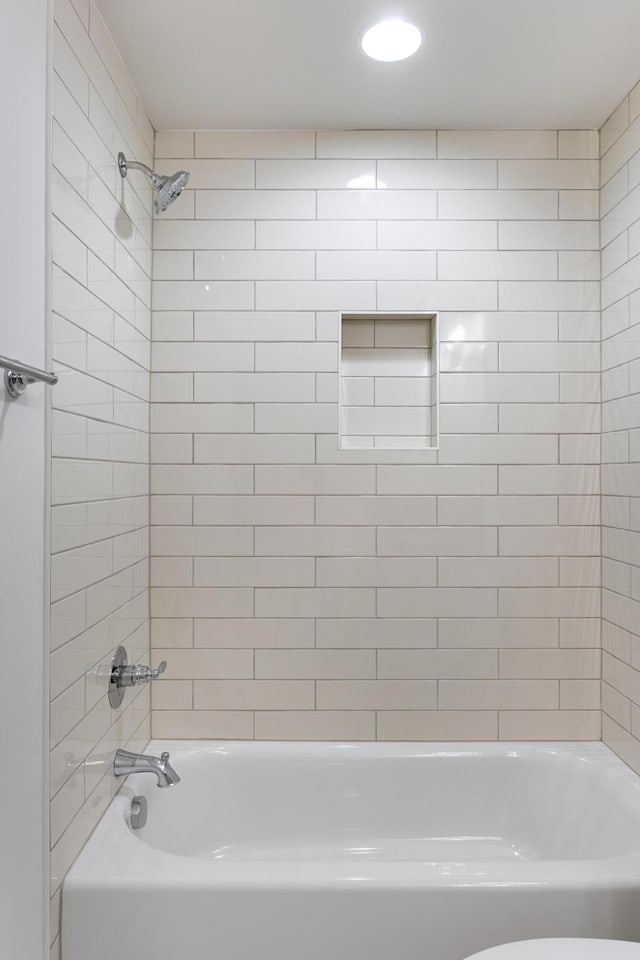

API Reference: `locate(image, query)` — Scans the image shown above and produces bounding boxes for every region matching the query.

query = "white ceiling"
[96,0,640,131]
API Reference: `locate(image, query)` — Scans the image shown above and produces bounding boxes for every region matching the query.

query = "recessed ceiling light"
[361,20,422,62]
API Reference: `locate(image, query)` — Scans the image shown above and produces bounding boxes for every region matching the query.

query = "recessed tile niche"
[339,313,439,450]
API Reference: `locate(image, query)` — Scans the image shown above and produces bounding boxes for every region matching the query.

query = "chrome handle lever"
[121,660,167,687]
[108,646,167,709]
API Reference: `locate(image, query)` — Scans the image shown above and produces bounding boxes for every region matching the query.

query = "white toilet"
[465,940,640,959]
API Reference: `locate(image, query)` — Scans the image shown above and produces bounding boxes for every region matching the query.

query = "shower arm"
[118,152,162,186]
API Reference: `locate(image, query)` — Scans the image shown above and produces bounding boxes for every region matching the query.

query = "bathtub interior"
[126,742,640,863]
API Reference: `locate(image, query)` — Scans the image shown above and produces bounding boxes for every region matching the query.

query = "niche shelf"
[339,312,439,450]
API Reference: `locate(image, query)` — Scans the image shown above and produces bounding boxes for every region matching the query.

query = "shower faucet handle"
[128,660,167,684]
[108,647,167,708]
[147,661,167,680]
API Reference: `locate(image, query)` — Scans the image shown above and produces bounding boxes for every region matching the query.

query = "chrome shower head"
[118,152,190,215]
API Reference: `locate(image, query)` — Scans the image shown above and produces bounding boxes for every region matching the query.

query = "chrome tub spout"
[113,748,180,788]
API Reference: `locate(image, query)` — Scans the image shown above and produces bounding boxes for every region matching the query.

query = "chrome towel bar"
[0,354,58,398]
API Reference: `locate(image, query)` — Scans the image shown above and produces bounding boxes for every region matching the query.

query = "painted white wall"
[0,0,50,958]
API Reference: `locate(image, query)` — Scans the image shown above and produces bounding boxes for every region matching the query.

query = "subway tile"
[499,710,600,740]
[256,280,376,311]
[378,465,497,495]
[255,711,375,740]
[440,372,558,403]
[150,587,253,618]
[151,680,193,710]
[257,220,376,250]
[498,403,599,434]
[194,433,316,464]
[317,680,437,710]
[558,131,598,159]
[561,185,597,217]
[152,312,194,342]
[193,495,313,526]
[499,220,599,250]
[154,130,194,157]
[154,219,255,250]
[378,220,497,251]
[194,680,314,710]
[254,526,376,556]
[255,650,376,680]
[316,496,436,526]
[317,130,436,158]
[255,342,337,372]
[194,372,315,402]
[255,403,336,434]
[379,159,496,188]
[151,465,253,495]
[378,526,497,557]
[440,341,498,371]
[255,588,376,618]
[439,130,558,159]
[152,341,253,371]
[316,618,437,649]
[152,711,254,739]
[152,280,253,311]
[151,618,194,648]
[438,434,558,464]
[438,190,558,220]
[378,710,498,741]
[377,588,497,618]
[317,189,436,220]
[499,465,599,495]
[317,557,437,587]
[195,250,314,280]
[318,250,436,281]
[256,465,375,495]
[434,403,498,434]
[378,649,497,679]
[558,679,600,710]
[171,159,254,190]
[439,251,556,281]
[439,311,558,343]
[499,648,600,679]
[498,159,598,189]
[377,281,497,312]
[439,618,558,649]
[499,587,600,618]
[194,557,315,587]
[500,525,600,556]
[438,557,558,587]
[193,619,315,649]
[151,403,253,433]
[257,158,374,188]
[437,496,557,526]
[151,649,253,680]
[196,189,315,219]
[195,130,315,158]
[440,679,558,710]
[500,341,600,372]
[499,281,599,312]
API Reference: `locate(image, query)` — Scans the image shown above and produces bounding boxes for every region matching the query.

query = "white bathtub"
[62,741,640,960]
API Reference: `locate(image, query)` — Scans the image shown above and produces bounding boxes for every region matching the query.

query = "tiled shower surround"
[49,3,640,949]
[49,1,152,954]
[601,89,640,772]
[149,128,602,743]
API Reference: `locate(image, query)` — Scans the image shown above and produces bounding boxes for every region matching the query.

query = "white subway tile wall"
[601,81,640,777]
[50,1,151,953]
[150,128,601,744]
